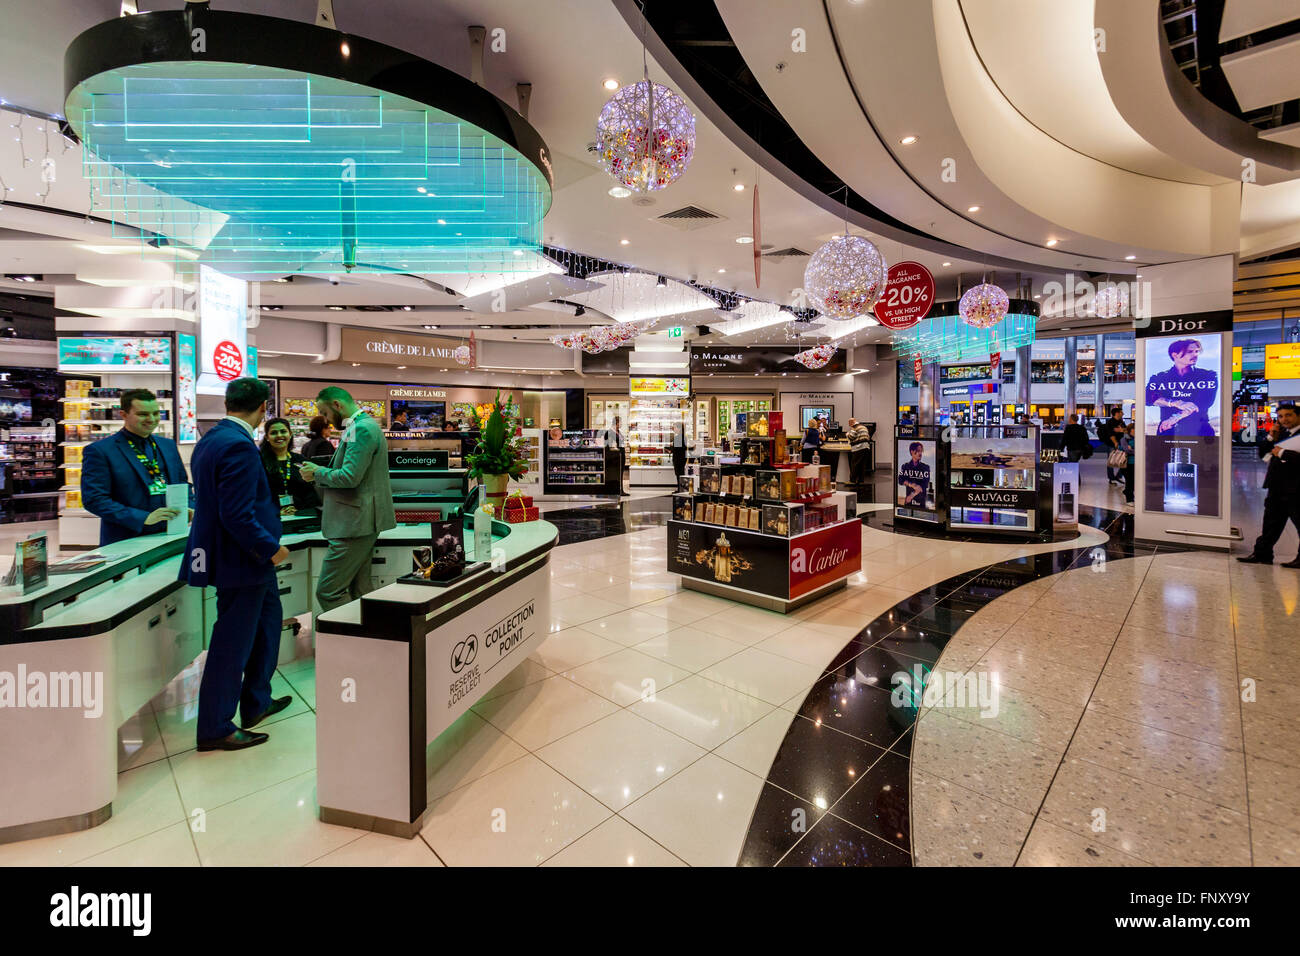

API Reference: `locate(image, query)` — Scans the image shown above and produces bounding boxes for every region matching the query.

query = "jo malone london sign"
[340,328,476,369]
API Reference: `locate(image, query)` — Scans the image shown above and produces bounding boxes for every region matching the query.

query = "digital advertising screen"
[895,439,938,522]
[1143,333,1221,517]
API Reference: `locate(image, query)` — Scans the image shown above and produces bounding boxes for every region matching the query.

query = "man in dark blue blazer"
[81,388,193,546]
[180,378,292,751]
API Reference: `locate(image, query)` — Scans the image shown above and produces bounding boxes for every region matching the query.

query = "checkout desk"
[0,516,557,844]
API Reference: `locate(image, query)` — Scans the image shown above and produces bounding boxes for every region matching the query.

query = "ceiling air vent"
[762,247,810,258]
[654,205,725,231]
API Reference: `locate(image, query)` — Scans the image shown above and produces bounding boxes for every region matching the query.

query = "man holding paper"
[82,388,193,545]
[1239,403,1300,568]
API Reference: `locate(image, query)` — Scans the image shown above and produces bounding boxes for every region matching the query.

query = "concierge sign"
[197,265,247,396]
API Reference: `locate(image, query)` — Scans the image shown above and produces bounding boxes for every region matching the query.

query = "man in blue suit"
[180,378,292,751]
[81,388,193,546]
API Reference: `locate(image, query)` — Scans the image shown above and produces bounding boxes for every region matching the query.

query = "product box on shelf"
[743,475,755,498]
[747,507,761,531]
[778,469,797,501]
[700,465,722,495]
[755,469,781,501]
[773,430,788,464]
[673,493,695,521]
[677,474,694,493]
[695,502,706,522]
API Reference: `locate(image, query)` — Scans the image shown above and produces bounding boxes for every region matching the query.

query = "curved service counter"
[0,516,557,844]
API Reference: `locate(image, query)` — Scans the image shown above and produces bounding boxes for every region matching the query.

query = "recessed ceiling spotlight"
[967,205,980,213]
[1034,294,1041,299]
[735,236,753,244]
[620,238,630,245]
[437,218,446,225]
[733,183,745,192]
[942,261,951,267]
[1046,239,1058,247]
[328,305,344,310]
[603,78,619,91]
[1125,255,1136,260]
[351,362,360,367]
[479,324,491,329]
[417,186,427,194]
[900,135,917,145]
[608,185,631,199]
[396,365,406,369]
[401,305,411,311]
[513,250,523,256]
[340,41,350,57]
[423,324,438,329]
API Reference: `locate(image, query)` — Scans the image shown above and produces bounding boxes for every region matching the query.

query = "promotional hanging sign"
[197,265,247,396]
[874,261,935,330]
[990,351,1001,380]
[913,355,923,381]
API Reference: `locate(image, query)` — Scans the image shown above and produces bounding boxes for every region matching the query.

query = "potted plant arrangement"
[464,390,528,513]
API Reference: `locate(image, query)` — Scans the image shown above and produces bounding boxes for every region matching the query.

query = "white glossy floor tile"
[306,832,444,866]
[628,674,774,750]
[421,754,611,866]
[540,815,686,867]
[631,625,747,672]
[620,754,766,867]
[471,675,620,751]
[563,647,692,706]
[536,710,705,811]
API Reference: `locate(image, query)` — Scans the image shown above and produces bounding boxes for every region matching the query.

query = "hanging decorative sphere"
[1091,282,1129,319]
[802,235,888,319]
[453,345,472,366]
[595,80,696,192]
[958,282,1009,329]
[794,343,838,370]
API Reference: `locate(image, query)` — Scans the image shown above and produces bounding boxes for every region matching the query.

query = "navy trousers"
[196,576,283,742]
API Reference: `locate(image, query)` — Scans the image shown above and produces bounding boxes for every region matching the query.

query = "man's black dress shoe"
[241,695,293,730]
[1237,554,1272,564]
[197,729,269,752]
[1282,558,1300,569]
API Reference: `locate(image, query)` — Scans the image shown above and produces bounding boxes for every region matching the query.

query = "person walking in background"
[1238,402,1300,567]
[1062,413,1090,462]
[260,417,320,516]
[301,415,335,460]
[670,420,687,483]
[607,414,627,495]
[1097,407,1124,484]
[801,415,823,463]
[847,418,871,488]
[299,386,396,611]
[82,387,193,545]
[180,378,291,752]
[1119,423,1136,505]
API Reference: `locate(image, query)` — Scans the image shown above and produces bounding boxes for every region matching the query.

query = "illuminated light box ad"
[197,265,248,395]
[1264,343,1300,380]
[177,332,199,443]
[895,438,939,523]
[630,376,689,396]
[1142,332,1222,517]
[57,336,172,372]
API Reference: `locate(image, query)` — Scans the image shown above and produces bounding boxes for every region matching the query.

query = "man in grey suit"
[299,386,397,611]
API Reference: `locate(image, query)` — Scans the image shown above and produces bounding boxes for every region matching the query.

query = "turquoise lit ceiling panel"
[64,11,553,278]
[891,312,1037,364]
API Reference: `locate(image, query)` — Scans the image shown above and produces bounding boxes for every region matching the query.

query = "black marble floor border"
[543,495,672,546]
[737,501,1194,867]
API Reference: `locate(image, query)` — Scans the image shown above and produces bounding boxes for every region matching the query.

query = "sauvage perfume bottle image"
[1056,481,1074,521]
[1164,447,1198,513]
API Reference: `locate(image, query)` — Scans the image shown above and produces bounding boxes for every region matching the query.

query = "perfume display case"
[542,429,621,497]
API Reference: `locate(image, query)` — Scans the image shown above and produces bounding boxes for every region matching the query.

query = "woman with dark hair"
[260,418,319,515]
[301,415,335,461]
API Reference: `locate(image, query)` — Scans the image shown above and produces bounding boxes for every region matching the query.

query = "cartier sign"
[339,327,475,368]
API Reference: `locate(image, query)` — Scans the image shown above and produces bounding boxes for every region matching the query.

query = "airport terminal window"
[1030,360,1064,384]
[1103,359,1136,383]
[1077,360,1095,384]
[1001,360,1016,383]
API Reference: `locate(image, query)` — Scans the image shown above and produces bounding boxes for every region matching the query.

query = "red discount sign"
[990,351,1002,379]
[213,340,244,381]
[874,261,935,330]
[913,355,923,381]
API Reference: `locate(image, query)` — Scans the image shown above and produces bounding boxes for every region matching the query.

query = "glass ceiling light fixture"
[794,343,838,369]
[1092,281,1129,319]
[62,7,553,277]
[594,6,695,193]
[802,231,888,320]
[958,280,1009,329]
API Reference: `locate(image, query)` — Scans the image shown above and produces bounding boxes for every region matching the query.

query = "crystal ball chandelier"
[958,282,1010,329]
[802,234,888,319]
[596,79,696,192]
[1091,282,1129,319]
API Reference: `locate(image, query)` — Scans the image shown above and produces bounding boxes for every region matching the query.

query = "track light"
[656,275,667,287]
[574,305,586,317]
